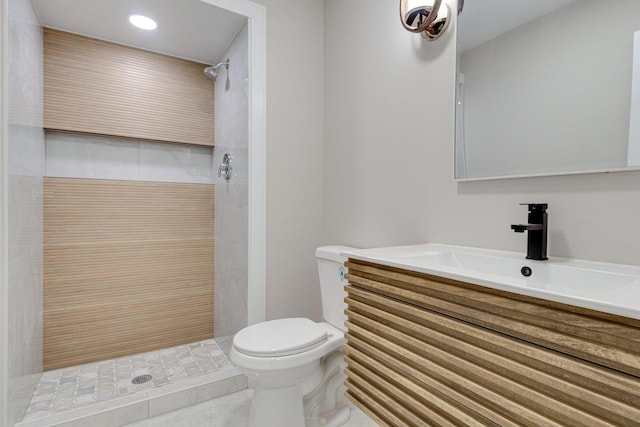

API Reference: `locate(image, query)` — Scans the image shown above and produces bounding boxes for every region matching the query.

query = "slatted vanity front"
[343,259,640,426]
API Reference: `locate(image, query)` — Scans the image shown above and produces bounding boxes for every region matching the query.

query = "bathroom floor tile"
[122,389,377,427]
[21,339,235,423]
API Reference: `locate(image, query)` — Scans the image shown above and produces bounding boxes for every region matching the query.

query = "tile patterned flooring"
[21,339,236,424]
[19,337,377,426]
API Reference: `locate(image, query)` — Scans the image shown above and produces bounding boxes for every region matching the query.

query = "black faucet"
[511,203,548,261]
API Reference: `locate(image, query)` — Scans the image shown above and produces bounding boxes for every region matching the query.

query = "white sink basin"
[341,244,640,320]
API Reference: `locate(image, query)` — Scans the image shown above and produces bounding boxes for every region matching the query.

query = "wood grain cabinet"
[44,28,214,146]
[344,259,640,426]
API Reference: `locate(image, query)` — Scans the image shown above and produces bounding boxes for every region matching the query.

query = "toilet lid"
[233,318,328,357]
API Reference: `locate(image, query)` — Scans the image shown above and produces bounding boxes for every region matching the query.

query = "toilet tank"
[315,246,355,332]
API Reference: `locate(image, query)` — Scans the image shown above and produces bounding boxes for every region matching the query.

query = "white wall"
[253,0,325,321]
[6,0,44,424]
[324,0,456,249]
[213,23,249,337]
[323,0,640,268]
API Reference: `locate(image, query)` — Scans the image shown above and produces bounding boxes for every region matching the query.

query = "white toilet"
[229,246,354,427]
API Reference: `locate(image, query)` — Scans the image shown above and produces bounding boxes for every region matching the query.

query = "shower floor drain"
[131,374,152,385]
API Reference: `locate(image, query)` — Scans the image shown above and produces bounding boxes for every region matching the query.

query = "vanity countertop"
[342,244,640,320]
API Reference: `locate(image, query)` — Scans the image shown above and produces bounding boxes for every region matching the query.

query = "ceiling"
[32,0,246,65]
[33,0,581,65]
[458,0,577,52]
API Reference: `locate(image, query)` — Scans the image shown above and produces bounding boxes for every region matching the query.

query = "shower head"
[203,66,217,80]
[203,59,230,80]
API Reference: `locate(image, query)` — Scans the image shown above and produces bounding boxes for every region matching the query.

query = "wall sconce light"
[400,0,463,41]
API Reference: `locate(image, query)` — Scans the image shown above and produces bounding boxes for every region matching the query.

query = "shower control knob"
[218,153,233,181]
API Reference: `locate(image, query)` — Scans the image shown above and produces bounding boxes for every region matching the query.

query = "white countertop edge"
[341,245,640,321]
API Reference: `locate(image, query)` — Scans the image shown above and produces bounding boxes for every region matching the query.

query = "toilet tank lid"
[315,246,356,263]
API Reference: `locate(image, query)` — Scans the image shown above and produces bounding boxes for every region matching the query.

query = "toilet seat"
[233,318,328,357]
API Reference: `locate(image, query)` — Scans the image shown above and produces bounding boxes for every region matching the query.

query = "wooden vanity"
[344,258,640,426]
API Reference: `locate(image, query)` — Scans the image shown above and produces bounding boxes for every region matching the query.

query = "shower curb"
[15,369,248,427]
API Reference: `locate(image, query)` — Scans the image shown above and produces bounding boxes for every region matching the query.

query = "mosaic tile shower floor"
[22,339,234,422]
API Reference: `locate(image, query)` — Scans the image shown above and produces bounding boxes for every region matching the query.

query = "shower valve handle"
[218,153,233,181]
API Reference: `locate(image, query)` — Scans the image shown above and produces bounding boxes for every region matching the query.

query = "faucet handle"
[520,203,548,212]
[511,224,527,233]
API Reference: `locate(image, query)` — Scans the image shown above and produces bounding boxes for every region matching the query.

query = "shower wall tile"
[7,0,44,177]
[213,23,249,337]
[9,125,45,177]
[214,241,248,338]
[214,172,248,245]
[41,24,247,348]
[139,142,213,183]
[214,24,249,152]
[7,0,45,425]
[45,133,139,180]
[45,132,213,184]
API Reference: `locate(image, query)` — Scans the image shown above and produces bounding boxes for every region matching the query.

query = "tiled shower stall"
[4,0,250,424]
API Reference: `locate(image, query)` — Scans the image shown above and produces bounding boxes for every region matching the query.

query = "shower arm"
[214,59,229,71]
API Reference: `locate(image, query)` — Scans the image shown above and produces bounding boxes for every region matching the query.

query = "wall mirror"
[455,0,640,180]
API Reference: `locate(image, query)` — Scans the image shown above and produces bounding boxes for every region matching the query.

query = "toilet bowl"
[229,246,354,427]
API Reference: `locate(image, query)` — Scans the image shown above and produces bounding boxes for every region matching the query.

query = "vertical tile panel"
[213,24,249,337]
[7,0,45,424]
[43,178,215,370]
[43,28,214,147]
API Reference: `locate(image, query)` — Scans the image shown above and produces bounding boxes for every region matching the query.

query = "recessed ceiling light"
[129,15,157,30]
